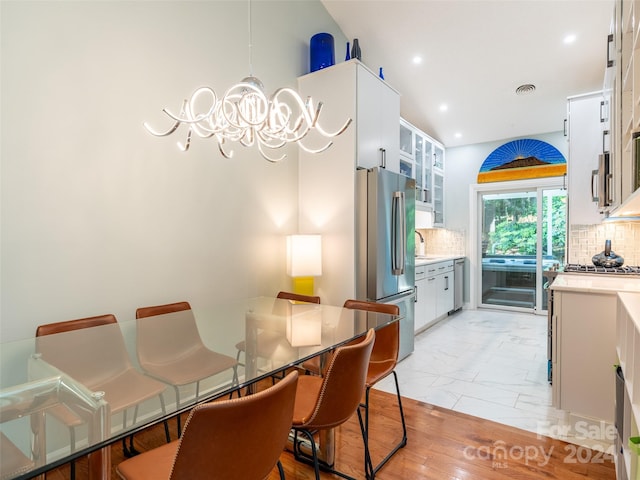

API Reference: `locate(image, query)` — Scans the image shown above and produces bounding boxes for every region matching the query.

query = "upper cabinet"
[356,64,401,171]
[298,59,400,172]
[399,118,445,227]
[567,92,611,225]
[609,0,640,216]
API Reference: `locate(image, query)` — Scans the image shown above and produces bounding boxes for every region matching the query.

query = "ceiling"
[321,0,615,148]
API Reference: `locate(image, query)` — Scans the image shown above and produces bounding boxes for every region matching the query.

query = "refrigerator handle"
[391,191,406,275]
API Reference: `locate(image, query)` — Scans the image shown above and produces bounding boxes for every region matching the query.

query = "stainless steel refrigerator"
[356,167,416,360]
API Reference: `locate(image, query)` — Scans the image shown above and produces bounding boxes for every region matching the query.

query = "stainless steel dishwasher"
[453,258,464,312]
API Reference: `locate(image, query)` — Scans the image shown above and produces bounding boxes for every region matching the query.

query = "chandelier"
[144,3,351,163]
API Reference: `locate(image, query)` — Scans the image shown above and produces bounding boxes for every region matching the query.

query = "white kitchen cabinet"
[399,118,414,178]
[298,59,400,172]
[297,60,401,305]
[432,170,444,227]
[357,64,400,171]
[434,260,454,317]
[616,0,639,204]
[607,0,639,215]
[616,293,640,480]
[567,92,609,226]
[415,260,453,334]
[552,289,616,423]
[414,264,436,333]
[548,275,634,456]
[400,117,444,226]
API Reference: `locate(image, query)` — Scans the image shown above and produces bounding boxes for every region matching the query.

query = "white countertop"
[550,273,640,293]
[619,292,640,325]
[415,255,463,266]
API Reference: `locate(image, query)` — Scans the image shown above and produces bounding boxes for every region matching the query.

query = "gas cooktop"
[563,263,640,275]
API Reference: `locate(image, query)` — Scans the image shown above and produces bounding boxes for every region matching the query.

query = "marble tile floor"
[374,308,613,453]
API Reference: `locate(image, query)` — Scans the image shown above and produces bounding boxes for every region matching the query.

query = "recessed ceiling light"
[515,84,536,95]
[439,104,448,112]
[412,56,423,65]
[564,34,577,44]
[454,132,462,139]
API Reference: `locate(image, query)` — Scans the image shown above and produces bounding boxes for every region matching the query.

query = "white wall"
[1,1,346,341]
[445,131,568,237]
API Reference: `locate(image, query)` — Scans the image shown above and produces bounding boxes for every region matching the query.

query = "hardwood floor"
[45,387,615,480]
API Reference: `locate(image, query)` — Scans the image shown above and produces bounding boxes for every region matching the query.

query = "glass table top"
[0,297,401,480]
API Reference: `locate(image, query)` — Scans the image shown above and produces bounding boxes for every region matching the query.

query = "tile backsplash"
[418,222,640,266]
[417,228,466,257]
[569,221,640,266]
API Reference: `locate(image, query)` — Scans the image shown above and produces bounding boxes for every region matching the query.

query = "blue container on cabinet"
[310,33,335,72]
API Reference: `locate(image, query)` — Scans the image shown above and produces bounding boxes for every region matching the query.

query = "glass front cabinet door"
[399,118,445,226]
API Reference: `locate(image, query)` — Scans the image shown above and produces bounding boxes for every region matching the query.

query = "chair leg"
[276,459,286,480]
[120,409,140,457]
[362,370,408,478]
[292,428,358,480]
[174,386,182,438]
[69,427,76,480]
[357,406,374,480]
[293,429,321,480]
[158,393,171,443]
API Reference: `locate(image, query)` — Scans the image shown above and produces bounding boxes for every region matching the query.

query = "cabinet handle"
[600,100,608,123]
[414,285,418,303]
[606,173,614,205]
[444,275,449,291]
[607,33,614,68]
[563,118,567,137]
[602,129,610,154]
[379,147,386,168]
[591,169,599,202]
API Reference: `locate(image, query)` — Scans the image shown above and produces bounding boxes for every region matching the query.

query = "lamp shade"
[286,235,322,277]
[286,304,322,347]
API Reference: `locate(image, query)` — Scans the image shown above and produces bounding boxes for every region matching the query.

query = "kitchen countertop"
[619,292,640,329]
[415,255,463,266]
[550,273,640,294]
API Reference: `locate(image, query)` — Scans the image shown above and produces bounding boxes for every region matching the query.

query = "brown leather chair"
[292,328,375,480]
[300,300,406,478]
[275,291,321,304]
[235,291,321,382]
[36,314,170,460]
[135,301,239,437]
[1,432,34,479]
[343,300,406,479]
[116,370,299,480]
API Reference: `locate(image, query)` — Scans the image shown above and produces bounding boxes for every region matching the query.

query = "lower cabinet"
[615,293,640,480]
[415,260,454,334]
[415,265,436,333]
[552,289,616,423]
[435,261,454,318]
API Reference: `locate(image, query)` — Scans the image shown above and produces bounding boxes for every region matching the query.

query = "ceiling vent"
[516,84,536,95]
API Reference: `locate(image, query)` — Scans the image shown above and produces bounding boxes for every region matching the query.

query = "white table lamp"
[286,234,322,296]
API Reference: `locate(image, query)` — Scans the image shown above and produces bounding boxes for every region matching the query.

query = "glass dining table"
[0,296,401,480]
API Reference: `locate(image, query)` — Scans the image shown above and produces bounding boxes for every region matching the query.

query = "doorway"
[471,178,566,313]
